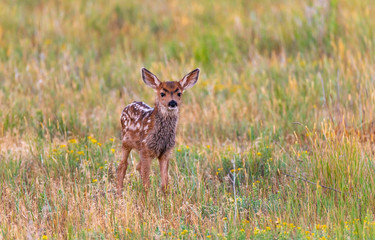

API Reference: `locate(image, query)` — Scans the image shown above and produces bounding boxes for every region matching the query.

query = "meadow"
[1,0,375,239]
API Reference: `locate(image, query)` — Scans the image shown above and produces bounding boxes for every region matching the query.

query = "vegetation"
[1,0,375,239]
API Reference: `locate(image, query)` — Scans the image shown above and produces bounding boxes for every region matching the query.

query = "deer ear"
[142,68,161,89]
[179,68,200,91]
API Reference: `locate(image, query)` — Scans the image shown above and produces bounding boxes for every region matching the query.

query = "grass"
[1,0,375,239]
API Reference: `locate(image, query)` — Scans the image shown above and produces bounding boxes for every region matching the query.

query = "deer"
[117,68,200,195]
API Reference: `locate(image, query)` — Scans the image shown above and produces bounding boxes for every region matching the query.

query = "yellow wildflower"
[257,152,262,156]
[68,139,77,144]
[60,144,66,148]
[42,235,48,240]
[110,138,115,142]
[126,228,132,233]
[223,217,227,221]
[90,139,97,144]
[111,148,115,153]
[92,179,98,183]
[77,151,84,155]
[207,235,211,238]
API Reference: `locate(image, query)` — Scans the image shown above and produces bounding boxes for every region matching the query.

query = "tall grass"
[1,0,375,239]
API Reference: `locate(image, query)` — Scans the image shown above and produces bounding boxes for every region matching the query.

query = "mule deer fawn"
[117,68,200,195]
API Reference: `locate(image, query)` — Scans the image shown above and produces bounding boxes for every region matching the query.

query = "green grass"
[1,0,375,239]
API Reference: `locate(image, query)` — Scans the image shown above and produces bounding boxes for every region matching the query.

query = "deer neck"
[153,103,179,130]
[145,103,178,157]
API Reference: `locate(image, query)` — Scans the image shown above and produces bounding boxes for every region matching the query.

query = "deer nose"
[168,100,178,108]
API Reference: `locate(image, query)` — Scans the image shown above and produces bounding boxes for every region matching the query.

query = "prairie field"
[1,0,375,239]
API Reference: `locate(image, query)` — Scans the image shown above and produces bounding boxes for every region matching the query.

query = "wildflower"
[223,217,227,221]
[60,144,66,148]
[110,138,115,142]
[97,142,102,146]
[42,235,48,240]
[69,139,77,144]
[77,151,84,155]
[181,230,188,235]
[92,179,98,183]
[216,172,219,175]
[99,166,103,169]
[237,168,242,171]
[206,145,210,149]
[266,226,271,231]
[240,229,245,232]
[218,168,223,171]
[168,232,172,236]
[126,228,132,233]
[177,149,181,152]
[257,152,262,156]
[230,169,235,173]
[90,139,97,144]
[88,136,93,139]
[207,235,211,238]
[186,145,189,150]
[111,148,115,153]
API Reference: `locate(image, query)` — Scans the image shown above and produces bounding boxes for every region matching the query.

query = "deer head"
[141,68,200,113]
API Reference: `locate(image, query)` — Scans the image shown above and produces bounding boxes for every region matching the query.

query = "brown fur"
[117,68,200,194]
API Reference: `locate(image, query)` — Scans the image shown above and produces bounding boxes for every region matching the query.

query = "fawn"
[117,68,200,195]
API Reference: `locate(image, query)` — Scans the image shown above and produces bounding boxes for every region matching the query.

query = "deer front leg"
[140,151,152,191]
[117,145,131,195]
[159,150,171,193]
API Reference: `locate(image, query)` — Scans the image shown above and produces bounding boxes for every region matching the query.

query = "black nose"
[168,100,178,108]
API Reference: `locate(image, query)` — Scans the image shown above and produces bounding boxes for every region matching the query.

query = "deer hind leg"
[116,145,131,195]
[136,162,141,173]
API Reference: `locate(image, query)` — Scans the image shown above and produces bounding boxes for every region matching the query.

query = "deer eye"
[160,92,166,97]
[177,93,181,97]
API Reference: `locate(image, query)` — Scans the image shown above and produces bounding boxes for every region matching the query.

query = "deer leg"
[159,151,171,193]
[116,145,131,195]
[140,152,152,191]
[136,162,141,173]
